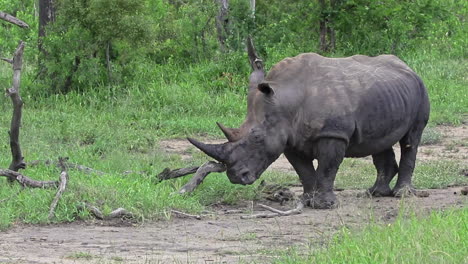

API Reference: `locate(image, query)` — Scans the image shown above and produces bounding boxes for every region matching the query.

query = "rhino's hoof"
[393,185,417,198]
[364,186,393,197]
[302,192,338,209]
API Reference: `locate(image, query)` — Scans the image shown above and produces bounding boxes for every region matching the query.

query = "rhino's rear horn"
[187,137,228,162]
[216,122,241,142]
[247,36,264,72]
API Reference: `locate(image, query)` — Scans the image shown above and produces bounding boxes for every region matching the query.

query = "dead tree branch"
[0,169,58,188]
[76,203,133,220]
[240,202,304,219]
[157,166,199,180]
[108,208,133,219]
[4,41,26,179]
[77,203,104,219]
[48,170,68,220]
[0,11,29,28]
[178,161,226,194]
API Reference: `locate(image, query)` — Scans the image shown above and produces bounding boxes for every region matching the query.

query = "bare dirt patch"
[1,126,467,264]
[1,187,466,264]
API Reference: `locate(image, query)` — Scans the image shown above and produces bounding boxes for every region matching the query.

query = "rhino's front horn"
[216,122,241,142]
[187,137,228,162]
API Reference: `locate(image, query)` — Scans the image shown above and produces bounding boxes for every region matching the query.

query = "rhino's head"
[188,122,287,185]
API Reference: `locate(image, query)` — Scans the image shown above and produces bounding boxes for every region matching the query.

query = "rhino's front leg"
[284,150,317,194]
[304,138,347,209]
[286,139,346,209]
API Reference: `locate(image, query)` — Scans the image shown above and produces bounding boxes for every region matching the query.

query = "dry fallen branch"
[48,171,68,220]
[0,169,58,188]
[0,11,29,28]
[108,208,134,219]
[240,201,304,219]
[76,203,133,220]
[178,161,226,194]
[77,203,104,219]
[171,209,202,220]
[157,166,199,180]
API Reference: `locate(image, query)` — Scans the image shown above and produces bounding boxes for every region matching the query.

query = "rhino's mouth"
[226,163,269,185]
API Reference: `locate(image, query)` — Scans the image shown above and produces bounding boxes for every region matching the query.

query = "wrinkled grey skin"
[189,52,430,209]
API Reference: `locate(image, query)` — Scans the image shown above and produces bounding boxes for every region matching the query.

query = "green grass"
[274,208,468,264]
[0,45,467,229]
[334,159,468,190]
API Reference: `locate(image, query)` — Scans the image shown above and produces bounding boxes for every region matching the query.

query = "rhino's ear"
[258,83,274,95]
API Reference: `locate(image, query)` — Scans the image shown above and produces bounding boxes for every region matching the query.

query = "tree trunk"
[38,0,55,52]
[318,0,328,52]
[215,0,229,52]
[250,0,256,19]
[318,0,336,53]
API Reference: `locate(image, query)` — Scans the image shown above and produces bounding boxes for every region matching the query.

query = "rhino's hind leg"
[393,124,425,197]
[368,148,398,197]
[303,138,347,209]
[393,144,418,197]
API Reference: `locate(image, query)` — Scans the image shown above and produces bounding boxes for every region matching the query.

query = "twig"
[240,201,304,219]
[0,11,29,28]
[0,169,58,188]
[77,203,104,219]
[107,208,133,219]
[157,166,199,180]
[240,212,281,219]
[48,170,68,220]
[178,161,226,194]
[1,58,13,64]
[171,209,202,220]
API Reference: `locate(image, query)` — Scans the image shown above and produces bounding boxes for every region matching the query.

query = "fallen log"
[178,161,226,194]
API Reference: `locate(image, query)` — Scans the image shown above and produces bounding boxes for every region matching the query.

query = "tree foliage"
[0,0,466,95]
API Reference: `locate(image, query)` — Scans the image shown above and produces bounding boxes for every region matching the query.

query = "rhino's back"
[265,53,413,92]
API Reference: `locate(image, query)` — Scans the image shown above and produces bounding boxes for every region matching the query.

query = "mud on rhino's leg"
[284,150,317,194]
[368,148,398,197]
[305,138,347,209]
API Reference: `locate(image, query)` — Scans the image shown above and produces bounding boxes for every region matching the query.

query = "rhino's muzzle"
[226,167,258,185]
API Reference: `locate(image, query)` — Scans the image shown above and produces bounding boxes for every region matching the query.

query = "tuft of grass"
[274,208,468,264]
[420,126,443,145]
[66,251,95,260]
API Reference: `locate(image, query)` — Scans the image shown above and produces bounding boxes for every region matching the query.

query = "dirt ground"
[1,126,467,264]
